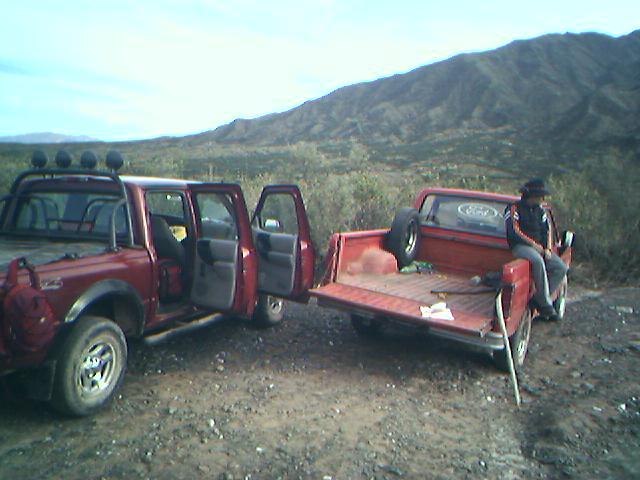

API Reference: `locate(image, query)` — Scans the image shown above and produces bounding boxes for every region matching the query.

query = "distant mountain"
[0,133,99,144]
[200,29,640,147]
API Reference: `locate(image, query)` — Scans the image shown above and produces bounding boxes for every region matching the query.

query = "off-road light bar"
[31,150,48,168]
[80,150,98,169]
[54,150,73,168]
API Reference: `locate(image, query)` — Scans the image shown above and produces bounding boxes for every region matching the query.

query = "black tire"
[252,294,285,328]
[351,314,382,337]
[51,316,127,417]
[387,207,420,268]
[493,309,532,373]
[553,280,568,321]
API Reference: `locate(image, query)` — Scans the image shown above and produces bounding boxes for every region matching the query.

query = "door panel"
[254,229,298,296]
[191,238,238,310]
[252,185,316,301]
[188,184,252,314]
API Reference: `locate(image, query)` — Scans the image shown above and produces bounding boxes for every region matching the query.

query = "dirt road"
[1,287,638,479]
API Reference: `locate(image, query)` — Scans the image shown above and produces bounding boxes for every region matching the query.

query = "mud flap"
[11,361,57,401]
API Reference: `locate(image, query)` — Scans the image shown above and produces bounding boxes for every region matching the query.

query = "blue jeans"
[512,244,569,310]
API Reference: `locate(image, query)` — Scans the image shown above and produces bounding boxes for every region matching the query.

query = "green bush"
[1,143,637,284]
[549,158,640,284]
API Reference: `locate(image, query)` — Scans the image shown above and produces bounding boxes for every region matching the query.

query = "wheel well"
[80,294,143,337]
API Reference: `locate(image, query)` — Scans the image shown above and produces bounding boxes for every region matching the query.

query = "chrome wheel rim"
[267,296,283,314]
[405,221,418,254]
[77,340,117,397]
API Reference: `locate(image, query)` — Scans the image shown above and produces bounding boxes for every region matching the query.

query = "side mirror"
[263,218,281,232]
[561,230,575,248]
[559,230,575,255]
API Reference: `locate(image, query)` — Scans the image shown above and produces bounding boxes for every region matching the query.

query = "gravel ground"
[0,287,638,479]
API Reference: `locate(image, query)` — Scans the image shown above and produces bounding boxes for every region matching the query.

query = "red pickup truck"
[0,150,315,416]
[310,187,573,371]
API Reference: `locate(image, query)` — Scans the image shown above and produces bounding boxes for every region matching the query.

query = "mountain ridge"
[191,29,640,147]
[0,132,100,144]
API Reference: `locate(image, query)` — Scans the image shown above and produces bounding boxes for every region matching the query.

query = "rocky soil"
[0,287,638,479]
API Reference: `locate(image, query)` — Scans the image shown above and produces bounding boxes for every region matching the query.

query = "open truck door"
[188,183,256,316]
[252,185,315,302]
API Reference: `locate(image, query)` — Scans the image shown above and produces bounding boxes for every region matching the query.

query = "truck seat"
[151,215,186,302]
[150,215,185,266]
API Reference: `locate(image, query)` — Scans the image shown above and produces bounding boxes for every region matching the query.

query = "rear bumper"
[312,297,505,352]
[428,325,505,350]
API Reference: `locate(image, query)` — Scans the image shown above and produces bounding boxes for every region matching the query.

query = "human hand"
[543,249,553,259]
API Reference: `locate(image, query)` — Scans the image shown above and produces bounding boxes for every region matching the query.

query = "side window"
[146,191,188,241]
[147,192,186,219]
[255,193,298,235]
[195,193,238,240]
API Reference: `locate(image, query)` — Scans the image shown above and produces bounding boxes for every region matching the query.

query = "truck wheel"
[553,280,568,321]
[387,207,421,268]
[51,316,127,417]
[351,314,382,337]
[252,294,285,328]
[493,309,532,373]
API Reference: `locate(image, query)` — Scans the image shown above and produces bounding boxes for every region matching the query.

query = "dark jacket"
[504,200,549,250]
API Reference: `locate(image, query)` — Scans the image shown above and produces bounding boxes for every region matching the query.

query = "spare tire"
[387,207,420,268]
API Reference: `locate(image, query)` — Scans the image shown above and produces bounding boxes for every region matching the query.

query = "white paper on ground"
[420,302,455,321]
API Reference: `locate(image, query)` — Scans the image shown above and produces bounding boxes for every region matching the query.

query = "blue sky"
[0,0,637,141]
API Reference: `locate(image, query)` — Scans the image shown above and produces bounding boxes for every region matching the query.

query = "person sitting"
[504,178,569,321]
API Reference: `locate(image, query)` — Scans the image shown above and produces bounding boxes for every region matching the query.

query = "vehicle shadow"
[0,304,501,421]
[0,377,58,422]
[124,304,499,386]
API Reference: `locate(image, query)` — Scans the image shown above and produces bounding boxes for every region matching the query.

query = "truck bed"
[311,270,496,337]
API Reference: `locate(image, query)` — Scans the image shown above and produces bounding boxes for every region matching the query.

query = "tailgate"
[310,282,494,338]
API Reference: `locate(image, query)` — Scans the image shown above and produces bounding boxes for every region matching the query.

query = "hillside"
[202,30,640,147]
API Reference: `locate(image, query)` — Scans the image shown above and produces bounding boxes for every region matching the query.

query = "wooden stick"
[430,288,496,295]
[495,291,521,407]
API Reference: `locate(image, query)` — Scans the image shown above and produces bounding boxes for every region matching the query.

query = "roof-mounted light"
[55,150,73,168]
[80,150,98,169]
[31,150,48,168]
[106,150,124,172]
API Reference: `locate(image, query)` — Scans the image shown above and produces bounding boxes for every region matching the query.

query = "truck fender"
[63,279,146,337]
[29,281,143,402]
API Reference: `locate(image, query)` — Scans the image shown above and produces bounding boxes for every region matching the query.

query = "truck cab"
[0,150,315,416]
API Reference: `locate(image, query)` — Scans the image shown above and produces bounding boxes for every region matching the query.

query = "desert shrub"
[1,142,637,284]
[442,160,640,284]
[549,158,640,284]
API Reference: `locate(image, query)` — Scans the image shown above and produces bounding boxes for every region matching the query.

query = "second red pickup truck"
[310,187,573,371]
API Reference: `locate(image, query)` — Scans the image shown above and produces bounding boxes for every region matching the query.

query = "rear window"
[419,194,508,236]
[4,190,128,240]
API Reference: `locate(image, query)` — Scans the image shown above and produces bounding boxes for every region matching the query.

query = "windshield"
[1,189,129,241]
[420,194,508,237]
